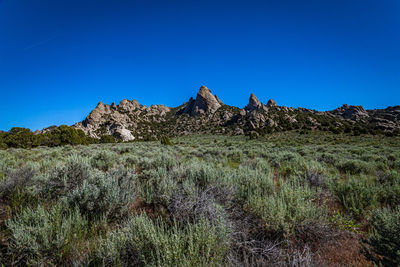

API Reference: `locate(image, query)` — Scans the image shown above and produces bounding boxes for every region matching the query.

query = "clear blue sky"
[0,0,399,131]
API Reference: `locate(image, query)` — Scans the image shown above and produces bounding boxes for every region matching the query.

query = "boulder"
[266,118,276,127]
[114,127,135,141]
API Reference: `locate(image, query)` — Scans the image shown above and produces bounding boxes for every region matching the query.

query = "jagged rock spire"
[245,93,263,111]
[184,86,223,116]
[95,101,105,110]
[267,99,277,107]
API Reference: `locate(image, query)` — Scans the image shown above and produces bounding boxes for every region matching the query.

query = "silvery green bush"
[6,202,88,265]
[1,133,399,266]
[0,163,38,199]
[67,166,136,220]
[91,150,118,171]
[42,154,92,198]
[93,214,230,266]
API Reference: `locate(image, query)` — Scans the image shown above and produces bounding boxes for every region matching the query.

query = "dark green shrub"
[248,131,260,140]
[329,175,378,219]
[377,170,400,207]
[43,125,92,146]
[160,135,173,145]
[0,134,7,149]
[337,159,373,174]
[385,131,395,137]
[9,187,39,215]
[363,207,400,267]
[3,127,39,148]
[58,125,88,145]
[100,135,116,143]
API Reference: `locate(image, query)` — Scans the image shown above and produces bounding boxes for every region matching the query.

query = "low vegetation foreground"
[0,132,399,266]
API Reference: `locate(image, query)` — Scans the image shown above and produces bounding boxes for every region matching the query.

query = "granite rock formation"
[64,86,400,140]
[183,86,223,116]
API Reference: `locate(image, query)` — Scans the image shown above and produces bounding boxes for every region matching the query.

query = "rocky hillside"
[72,86,400,140]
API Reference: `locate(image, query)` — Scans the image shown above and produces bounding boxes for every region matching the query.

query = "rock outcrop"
[245,93,263,111]
[330,104,369,120]
[74,98,171,140]
[267,99,277,107]
[183,86,223,116]
[114,127,135,141]
[326,104,400,132]
[69,86,399,140]
[40,125,58,134]
[119,99,141,112]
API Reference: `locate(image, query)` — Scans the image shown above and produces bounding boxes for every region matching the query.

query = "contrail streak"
[23,36,56,51]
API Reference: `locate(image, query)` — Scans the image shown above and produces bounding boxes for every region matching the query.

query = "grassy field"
[0,132,399,266]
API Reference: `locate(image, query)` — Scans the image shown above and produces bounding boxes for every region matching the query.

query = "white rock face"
[114,128,135,141]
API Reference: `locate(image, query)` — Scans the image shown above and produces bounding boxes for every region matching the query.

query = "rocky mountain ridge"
[71,86,400,140]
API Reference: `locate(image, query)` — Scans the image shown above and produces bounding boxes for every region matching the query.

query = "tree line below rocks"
[0,126,117,149]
